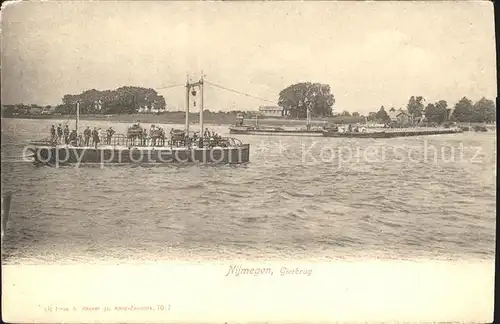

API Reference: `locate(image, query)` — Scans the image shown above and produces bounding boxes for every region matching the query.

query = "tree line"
[1,81,495,124]
[363,96,496,124]
[1,87,168,116]
[57,86,167,114]
[276,83,495,124]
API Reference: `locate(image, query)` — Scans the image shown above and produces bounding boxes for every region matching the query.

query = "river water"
[1,118,496,264]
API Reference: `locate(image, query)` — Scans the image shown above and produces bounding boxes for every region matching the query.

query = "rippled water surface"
[1,118,496,263]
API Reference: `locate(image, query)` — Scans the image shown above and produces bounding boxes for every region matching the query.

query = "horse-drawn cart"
[169,129,186,146]
[127,124,144,138]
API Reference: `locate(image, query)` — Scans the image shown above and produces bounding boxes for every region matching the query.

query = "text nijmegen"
[225,265,273,276]
[225,265,313,277]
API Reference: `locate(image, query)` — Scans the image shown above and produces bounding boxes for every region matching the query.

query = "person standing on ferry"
[97,128,104,143]
[69,129,78,146]
[56,124,63,144]
[83,127,91,146]
[159,127,165,146]
[142,129,148,146]
[63,125,70,145]
[106,127,115,145]
[91,128,100,149]
[150,125,157,146]
[50,125,56,143]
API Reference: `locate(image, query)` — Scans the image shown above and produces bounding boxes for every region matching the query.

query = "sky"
[1,1,496,114]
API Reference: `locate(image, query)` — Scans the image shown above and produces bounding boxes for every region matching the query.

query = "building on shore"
[258,105,283,117]
[388,109,414,126]
[41,107,56,115]
[137,105,166,114]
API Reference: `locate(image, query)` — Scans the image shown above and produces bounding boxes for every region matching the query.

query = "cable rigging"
[146,77,278,106]
[155,83,184,90]
[140,78,278,110]
[204,80,276,104]
[66,78,274,106]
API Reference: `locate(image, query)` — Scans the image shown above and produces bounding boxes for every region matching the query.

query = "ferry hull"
[322,129,463,138]
[29,145,250,165]
[229,128,324,137]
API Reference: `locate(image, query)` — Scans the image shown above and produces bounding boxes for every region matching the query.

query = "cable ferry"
[229,110,325,137]
[28,76,250,165]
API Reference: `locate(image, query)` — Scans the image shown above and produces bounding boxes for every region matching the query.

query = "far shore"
[2,113,346,127]
[2,113,496,129]
[2,113,233,125]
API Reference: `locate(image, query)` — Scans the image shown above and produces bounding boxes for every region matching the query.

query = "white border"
[2,260,494,323]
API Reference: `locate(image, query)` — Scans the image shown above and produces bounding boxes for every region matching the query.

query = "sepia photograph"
[1,1,496,322]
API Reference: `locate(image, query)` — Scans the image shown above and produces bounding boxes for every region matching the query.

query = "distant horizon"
[2,75,495,113]
[2,91,495,115]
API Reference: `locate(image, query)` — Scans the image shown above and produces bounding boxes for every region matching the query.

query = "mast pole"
[76,101,80,135]
[306,104,311,129]
[185,75,190,134]
[200,73,204,140]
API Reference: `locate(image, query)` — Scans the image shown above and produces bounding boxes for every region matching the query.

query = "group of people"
[148,126,223,147]
[196,128,224,147]
[50,124,78,145]
[82,126,116,147]
[127,123,167,146]
[50,122,225,148]
[49,124,115,148]
[146,124,166,146]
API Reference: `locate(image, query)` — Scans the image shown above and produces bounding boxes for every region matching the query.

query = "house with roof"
[29,107,43,115]
[258,105,283,117]
[388,109,413,125]
[41,107,56,115]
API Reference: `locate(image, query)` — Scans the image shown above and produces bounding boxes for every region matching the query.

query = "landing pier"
[322,127,463,138]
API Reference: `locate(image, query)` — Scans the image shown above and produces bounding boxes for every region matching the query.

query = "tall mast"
[306,105,312,128]
[199,73,204,139]
[76,101,80,134]
[185,74,190,134]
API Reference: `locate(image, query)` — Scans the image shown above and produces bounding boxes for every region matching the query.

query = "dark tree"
[451,97,474,122]
[278,82,335,118]
[407,96,425,117]
[375,106,389,122]
[424,100,448,124]
[472,97,495,123]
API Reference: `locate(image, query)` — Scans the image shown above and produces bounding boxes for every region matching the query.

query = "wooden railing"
[39,133,245,148]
